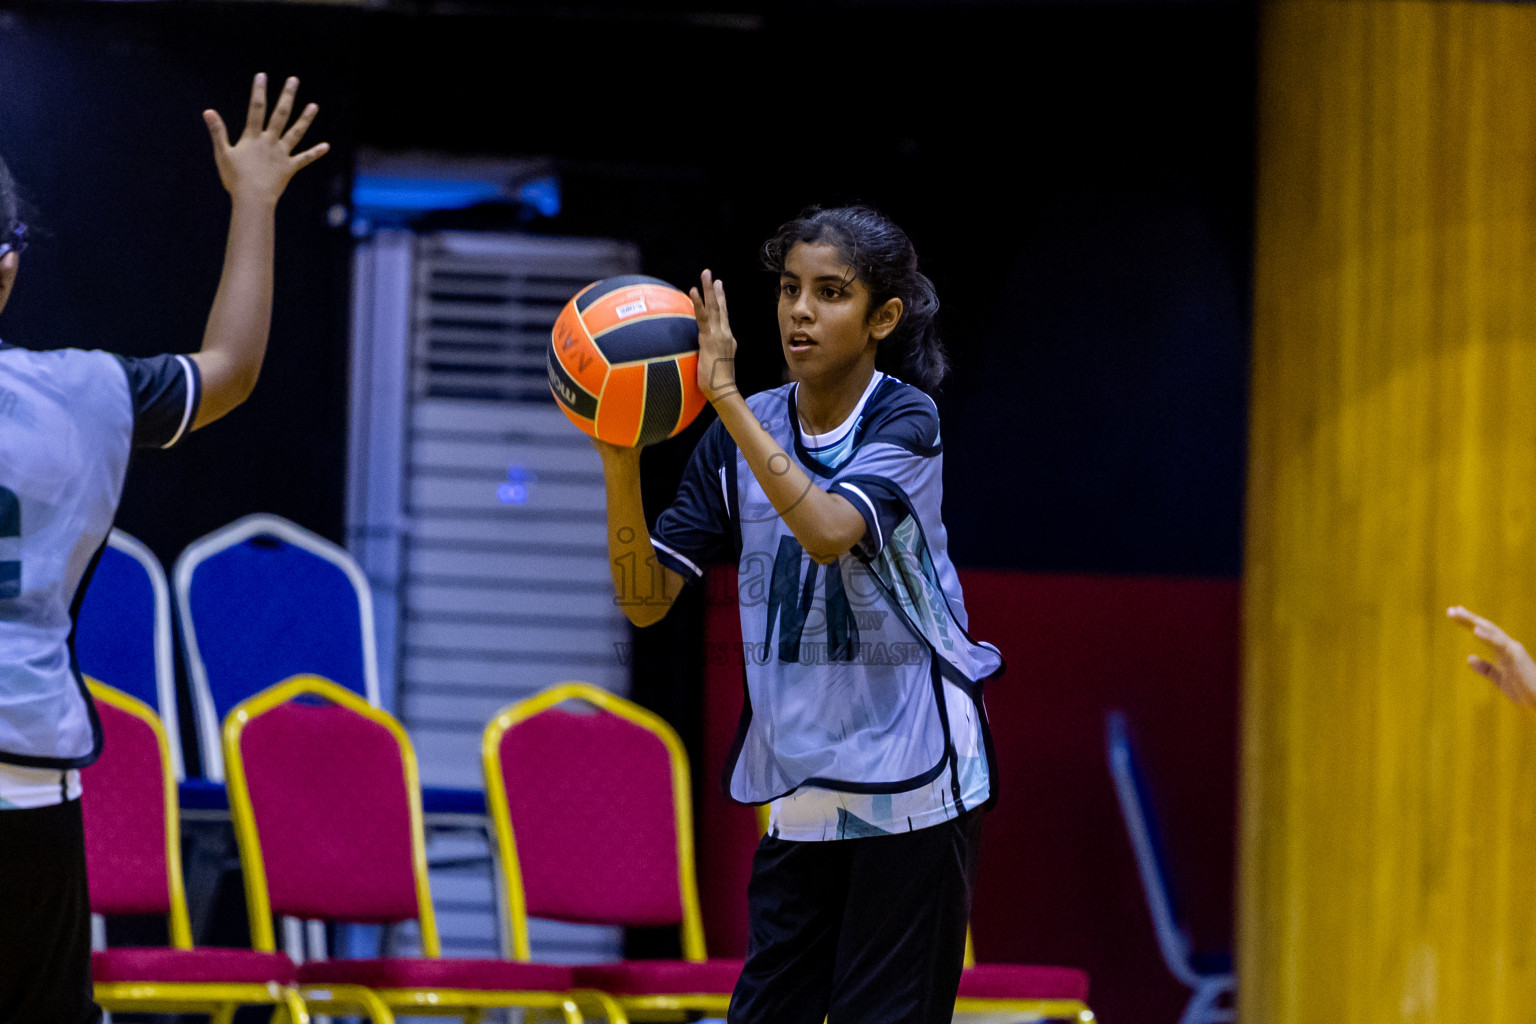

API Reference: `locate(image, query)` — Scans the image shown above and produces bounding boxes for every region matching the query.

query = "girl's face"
[776,242,901,388]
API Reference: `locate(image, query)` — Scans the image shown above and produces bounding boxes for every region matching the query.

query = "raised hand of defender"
[690,269,739,404]
[203,73,329,205]
[1448,605,1536,709]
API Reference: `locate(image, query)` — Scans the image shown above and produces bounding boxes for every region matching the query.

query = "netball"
[548,275,707,447]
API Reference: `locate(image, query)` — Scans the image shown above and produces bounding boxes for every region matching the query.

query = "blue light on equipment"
[516,176,562,218]
[352,175,505,213]
[351,170,561,236]
[497,465,538,505]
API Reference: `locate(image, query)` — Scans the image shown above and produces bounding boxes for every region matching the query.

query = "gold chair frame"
[225,674,621,1023]
[484,681,727,1023]
[88,679,311,1024]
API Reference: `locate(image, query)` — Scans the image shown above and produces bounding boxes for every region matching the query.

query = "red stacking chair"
[483,682,743,1023]
[955,930,1096,1023]
[222,674,620,1023]
[82,680,310,1023]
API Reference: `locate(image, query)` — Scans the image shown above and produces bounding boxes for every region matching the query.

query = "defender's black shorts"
[728,807,983,1024]
[0,799,102,1024]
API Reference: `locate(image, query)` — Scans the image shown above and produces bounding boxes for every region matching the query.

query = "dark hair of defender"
[0,154,19,234]
[0,153,35,260]
[760,204,949,393]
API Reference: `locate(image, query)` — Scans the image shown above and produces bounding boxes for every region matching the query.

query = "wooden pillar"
[1243,1,1536,1020]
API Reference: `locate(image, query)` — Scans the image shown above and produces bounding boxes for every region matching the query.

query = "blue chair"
[1106,711,1234,1024]
[173,513,488,961]
[172,513,484,821]
[76,528,185,779]
[173,513,382,784]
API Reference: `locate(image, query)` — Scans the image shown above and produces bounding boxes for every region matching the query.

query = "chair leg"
[355,987,397,1024]
[1177,976,1236,1024]
[529,1005,584,1024]
[269,994,311,1024]
[311,983,397,1024]
[210,1006,237,1024]
[570,987,627,1024]
[1177,985,1211,1024]
[277,986,312,1024]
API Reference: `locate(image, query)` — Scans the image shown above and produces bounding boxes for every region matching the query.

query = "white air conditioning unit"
[348,228,638,962]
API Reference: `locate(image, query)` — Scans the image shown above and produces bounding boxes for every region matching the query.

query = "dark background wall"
[361,0,1255,575]
[0,2,1254,1021]
[1,0,1253,574]
[0,3,359,565]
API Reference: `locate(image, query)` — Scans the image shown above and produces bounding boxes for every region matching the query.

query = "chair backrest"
[483,682,705,962]
[1106,710,1196,983]
[80,680,193,948]
[175,513,381,782]
[76,530,183,779]
[223,675,437,955]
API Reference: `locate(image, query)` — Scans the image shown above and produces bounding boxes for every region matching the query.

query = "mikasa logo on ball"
[548,364,577,406]
[615,297,648,319]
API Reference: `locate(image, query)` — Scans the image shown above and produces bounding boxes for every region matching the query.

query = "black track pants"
[729,807,982,1024]
[0,800,102,1024]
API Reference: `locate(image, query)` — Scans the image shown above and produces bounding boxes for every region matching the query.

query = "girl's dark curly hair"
[761,204,948,393]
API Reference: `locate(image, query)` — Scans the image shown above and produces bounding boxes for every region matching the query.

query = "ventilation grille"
[388,231,639,962]
[412,234,634,403]
[402,231,638,788]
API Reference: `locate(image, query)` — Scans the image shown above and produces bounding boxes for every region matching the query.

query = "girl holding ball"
[595,205,1001,1024]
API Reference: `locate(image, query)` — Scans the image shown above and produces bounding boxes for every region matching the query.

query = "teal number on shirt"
[765,535,860,663]
[0,486,17,599]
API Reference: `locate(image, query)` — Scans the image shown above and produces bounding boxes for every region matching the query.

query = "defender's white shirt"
[0,342,198,805]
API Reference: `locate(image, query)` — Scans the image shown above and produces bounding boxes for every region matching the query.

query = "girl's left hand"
[690,269,738,404]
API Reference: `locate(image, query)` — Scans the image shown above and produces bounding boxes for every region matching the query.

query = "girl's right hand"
[203,73,329,207]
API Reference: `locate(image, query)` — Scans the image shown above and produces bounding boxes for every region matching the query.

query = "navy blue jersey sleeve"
[650,419,736,581]
[827,386,943,561]
[113,354,202,449]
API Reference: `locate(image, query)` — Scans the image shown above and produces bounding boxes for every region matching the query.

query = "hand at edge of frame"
[1448,605,1536,709]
